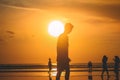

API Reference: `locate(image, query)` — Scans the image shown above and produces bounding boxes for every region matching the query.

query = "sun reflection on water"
[51,68,57,76]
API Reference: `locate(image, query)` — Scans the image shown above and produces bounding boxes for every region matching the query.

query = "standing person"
[56,23,73,80]
[101,55,109,79]
[88,61,92,74]
[48,58,52,73]
[48,58,52,80]
[88,61,93,80]
[113,56,120,80]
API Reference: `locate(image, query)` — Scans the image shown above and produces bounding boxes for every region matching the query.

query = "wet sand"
[0,75,118,80]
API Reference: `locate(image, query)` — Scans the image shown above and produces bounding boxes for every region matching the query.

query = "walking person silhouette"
[88,61,93,80]
[101,55,109,79]
[56,23,73,80]
[48,58,52,80]
[48,58,52,73]
[113,56,120,80]
[88,61,92,74]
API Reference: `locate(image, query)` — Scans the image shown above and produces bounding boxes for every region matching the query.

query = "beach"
[0,75,118,80]
[0,63,119,80]
[0,70,119,80]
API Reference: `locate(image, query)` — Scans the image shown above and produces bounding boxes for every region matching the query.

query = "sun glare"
[48,20,64,37]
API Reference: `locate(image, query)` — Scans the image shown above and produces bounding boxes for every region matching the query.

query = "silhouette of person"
[88,61,92,80]
[101,55,109,79]
[49,73,52,80]
[113,56,120,80]
[48,58,52,73]
[56,23,73,80]
[88,61,92,74]
[48,58,52,80]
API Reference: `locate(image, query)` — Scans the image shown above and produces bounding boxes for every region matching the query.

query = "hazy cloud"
[0,0,120,21]
[6,30,15,34]
[0,0,120,64]
[0,0,120,24]
[83,18,116,24]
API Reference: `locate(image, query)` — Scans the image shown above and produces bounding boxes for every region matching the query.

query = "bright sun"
[48,20,64,37]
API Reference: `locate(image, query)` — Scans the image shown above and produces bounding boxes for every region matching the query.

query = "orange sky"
[0,0,120,64]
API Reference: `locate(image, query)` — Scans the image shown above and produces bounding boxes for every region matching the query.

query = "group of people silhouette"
[88,55,120,80]
[101,55,120,80]
[48,55,120,80]
[48,23,120,80]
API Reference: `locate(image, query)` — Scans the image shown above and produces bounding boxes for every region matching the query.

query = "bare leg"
[101,69,105,79]
[56,70,62,80]
[106,69,109,78]
[49,73,52,80]
[115,71,119,80]
[65,67,70,80]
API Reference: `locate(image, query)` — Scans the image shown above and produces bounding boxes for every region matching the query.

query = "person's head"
[49,58,51,61]
[64,23,73,34]
[103,55,106,57]
[115,56,119,59]
[103,55,108,59]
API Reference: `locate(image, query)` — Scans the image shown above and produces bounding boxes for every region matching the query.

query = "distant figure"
[48,58,52,73]
[88,61,92,80]
[56,23,73,80]
[113,56,120,80]
[101,55,109,79]
[88,61,92,74]
[48,58,52,80]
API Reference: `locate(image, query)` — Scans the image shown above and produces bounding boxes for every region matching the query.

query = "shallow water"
[0,63,119,80]
[0,71,119,80]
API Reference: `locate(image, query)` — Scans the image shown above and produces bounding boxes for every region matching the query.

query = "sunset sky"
[0,0,120,64]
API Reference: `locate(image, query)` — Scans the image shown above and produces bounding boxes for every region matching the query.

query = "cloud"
[0,0,29,8]
[6,30,15,34]
[65,2,120,21]
[74,0,120,4]
[0,0,41,10]
[0,0,120,21]
[83,18,116,24]
[6,30,15,38]
[0,0,64,9]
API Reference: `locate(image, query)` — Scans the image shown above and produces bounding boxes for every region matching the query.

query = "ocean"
[0,63,119,80]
